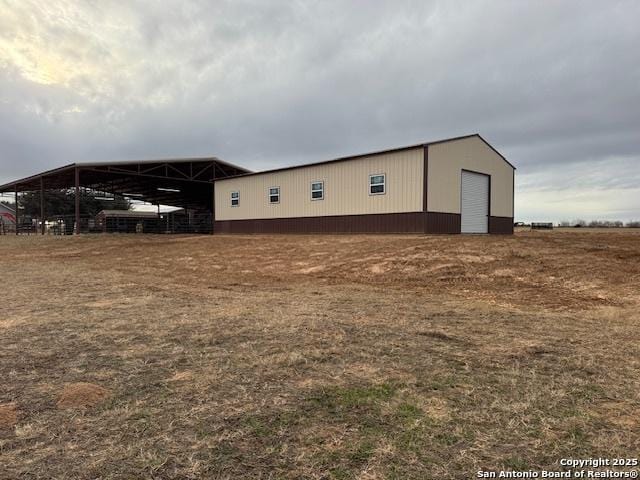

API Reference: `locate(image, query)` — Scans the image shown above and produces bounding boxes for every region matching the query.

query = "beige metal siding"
[215,148,423,220]
[428,136,513,218]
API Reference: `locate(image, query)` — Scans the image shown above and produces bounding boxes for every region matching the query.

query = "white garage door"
[461,171,489,234]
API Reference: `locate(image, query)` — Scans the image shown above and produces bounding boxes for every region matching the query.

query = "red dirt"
[56,383,111,409]
[0,403,20,429]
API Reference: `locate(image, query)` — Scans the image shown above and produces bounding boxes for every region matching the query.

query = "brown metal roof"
[215,133,514,181]
[0,156,251,211]
[0,156,250,191]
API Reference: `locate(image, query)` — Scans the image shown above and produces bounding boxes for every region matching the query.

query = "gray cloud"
[1,0,639,221]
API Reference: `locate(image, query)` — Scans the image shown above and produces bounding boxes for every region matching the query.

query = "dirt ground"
[1,230,639,479]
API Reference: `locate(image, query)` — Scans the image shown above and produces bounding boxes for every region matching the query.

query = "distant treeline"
[557,220,640,228]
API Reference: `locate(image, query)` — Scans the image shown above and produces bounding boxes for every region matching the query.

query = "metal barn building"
[214,134,514,234]
[0,133,514,235]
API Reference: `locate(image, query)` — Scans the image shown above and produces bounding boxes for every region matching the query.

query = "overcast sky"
[0,0,638,222]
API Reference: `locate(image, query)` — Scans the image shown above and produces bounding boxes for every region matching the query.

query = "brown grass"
[1,230,639,479]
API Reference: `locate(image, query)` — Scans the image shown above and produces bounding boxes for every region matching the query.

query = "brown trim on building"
[473,134,516,170]
[423,145,429,234]
[214,211,513,235]
[512,169,515,219]
[422,145,429,213]
[425,212,461,234]
[489,216,514,234]
[214,212,427,234]
[488,174,492,220]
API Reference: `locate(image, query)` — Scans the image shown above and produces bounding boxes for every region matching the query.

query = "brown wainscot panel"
[214,212,427,234]
[489,216,514,234]
[425,212,461,234]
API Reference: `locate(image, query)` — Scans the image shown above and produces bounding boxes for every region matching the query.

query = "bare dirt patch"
[56,383,111,409]
[0,403,20,429]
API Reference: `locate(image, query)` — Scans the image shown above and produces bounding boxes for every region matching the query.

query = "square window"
[369,174,385,195]
[311,181,324,200]
[269,187,280,203]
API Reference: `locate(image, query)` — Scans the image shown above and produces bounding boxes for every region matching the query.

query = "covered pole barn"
[0,158,249,235]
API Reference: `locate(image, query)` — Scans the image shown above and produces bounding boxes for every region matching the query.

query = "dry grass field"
[1,230,640,479]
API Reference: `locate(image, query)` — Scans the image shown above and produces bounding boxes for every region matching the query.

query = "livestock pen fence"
[0,219,16,235]
[4,212,213,235]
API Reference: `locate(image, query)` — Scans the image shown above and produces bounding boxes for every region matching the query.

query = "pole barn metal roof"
[0,157,251,211]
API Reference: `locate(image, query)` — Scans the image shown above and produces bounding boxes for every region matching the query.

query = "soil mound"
[0,403,19,429]
[56,383,111,409]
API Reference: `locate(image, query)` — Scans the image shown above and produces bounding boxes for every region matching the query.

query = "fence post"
[40,177,45,235]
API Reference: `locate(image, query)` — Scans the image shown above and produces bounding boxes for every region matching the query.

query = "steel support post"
[40,177,45,235]
[14,185,18,235]
[75,168,80,234]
